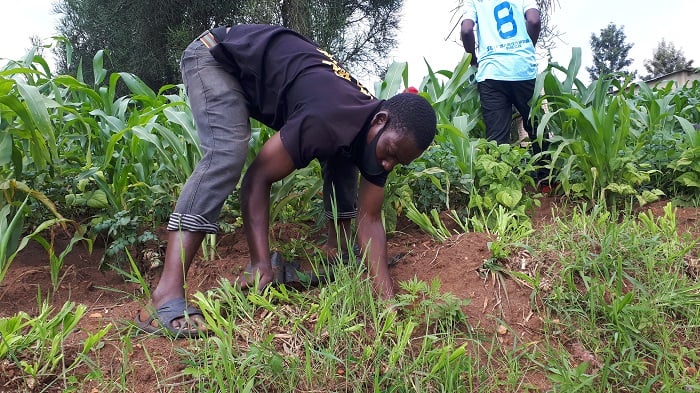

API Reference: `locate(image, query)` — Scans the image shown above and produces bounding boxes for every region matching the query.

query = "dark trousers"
[322,157,358,220]
[478,78,549,182]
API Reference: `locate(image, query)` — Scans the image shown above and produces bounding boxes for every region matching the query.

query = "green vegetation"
[1,43,699,391]
[53,0,405,89]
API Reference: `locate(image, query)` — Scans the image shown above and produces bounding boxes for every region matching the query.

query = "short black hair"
[380,93,437,150]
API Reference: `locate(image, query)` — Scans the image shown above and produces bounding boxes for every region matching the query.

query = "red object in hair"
[403,86,419,94]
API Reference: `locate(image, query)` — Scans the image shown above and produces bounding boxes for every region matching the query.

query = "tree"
[53,0,402,89]
[642,39,694,81]
[531,0,560,57]
[586,23,636,82]
[275,0,402,82]
[53,0,244,88]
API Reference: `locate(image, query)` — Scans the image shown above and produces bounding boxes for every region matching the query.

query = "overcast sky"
[2,0,698,88]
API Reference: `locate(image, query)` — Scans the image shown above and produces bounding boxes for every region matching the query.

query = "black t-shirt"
[208,24,388,186]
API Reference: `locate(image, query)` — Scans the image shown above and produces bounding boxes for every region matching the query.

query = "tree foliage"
[586,23,636,82]
[53,0,402,89]
[531,0,560,57]
[642,39,695,81]
[275,0,402,82]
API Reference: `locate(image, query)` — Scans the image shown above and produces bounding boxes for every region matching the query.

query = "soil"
[1,197,698,392]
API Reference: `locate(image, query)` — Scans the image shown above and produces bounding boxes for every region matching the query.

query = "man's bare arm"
[356,177,393,299]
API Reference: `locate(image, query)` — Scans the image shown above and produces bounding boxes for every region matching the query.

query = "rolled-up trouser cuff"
[167,213,218,233]
[324,210,357,220]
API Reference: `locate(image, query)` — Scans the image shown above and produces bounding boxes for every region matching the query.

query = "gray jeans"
[167,36,251,233]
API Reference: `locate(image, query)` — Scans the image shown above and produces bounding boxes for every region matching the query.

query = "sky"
[2,0,698,88]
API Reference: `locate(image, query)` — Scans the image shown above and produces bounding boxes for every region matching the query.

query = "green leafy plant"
[0,197,28,283]
[0,301,111,391]
[467,140,537,232]
[404,200,452,242]
[0,180,88,287]
[535,60,664,208]
[90,210,158,268]
[667,118,700,202]
[396,277,470,329]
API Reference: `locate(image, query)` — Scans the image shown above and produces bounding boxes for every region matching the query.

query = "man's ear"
[371,111,388,127]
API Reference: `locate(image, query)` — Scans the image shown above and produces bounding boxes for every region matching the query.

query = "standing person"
[135,24,437,337]
[461,1,550,187]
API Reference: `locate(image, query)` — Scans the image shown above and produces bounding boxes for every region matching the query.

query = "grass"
[1,202,698,392]
[535,203,700,392]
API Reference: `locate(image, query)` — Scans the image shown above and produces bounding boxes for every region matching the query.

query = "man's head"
[367,93,437,173]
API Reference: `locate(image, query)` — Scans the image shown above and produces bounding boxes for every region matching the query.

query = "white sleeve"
[462,0,477,21]
[523,0,539,13]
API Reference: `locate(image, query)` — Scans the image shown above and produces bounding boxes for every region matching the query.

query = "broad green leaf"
[0,133,12,165]
[675,172,700,188]
[605,183,636,195]
[435,54,473,104]
[86,190,109,208]
[92,50,107,85]
[53,75,103,103]
[495,188,522,208]
[375,61,407,99]
[0,197,28,276]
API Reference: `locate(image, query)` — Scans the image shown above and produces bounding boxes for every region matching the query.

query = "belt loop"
[199,31,217,49]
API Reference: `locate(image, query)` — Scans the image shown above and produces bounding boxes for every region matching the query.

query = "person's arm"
[356,176,394,299]
[525,8,541,47]
[240,133,296,268]
[460,19,478,66]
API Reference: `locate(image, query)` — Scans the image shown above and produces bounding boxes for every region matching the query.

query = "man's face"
[374,125,424,173]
